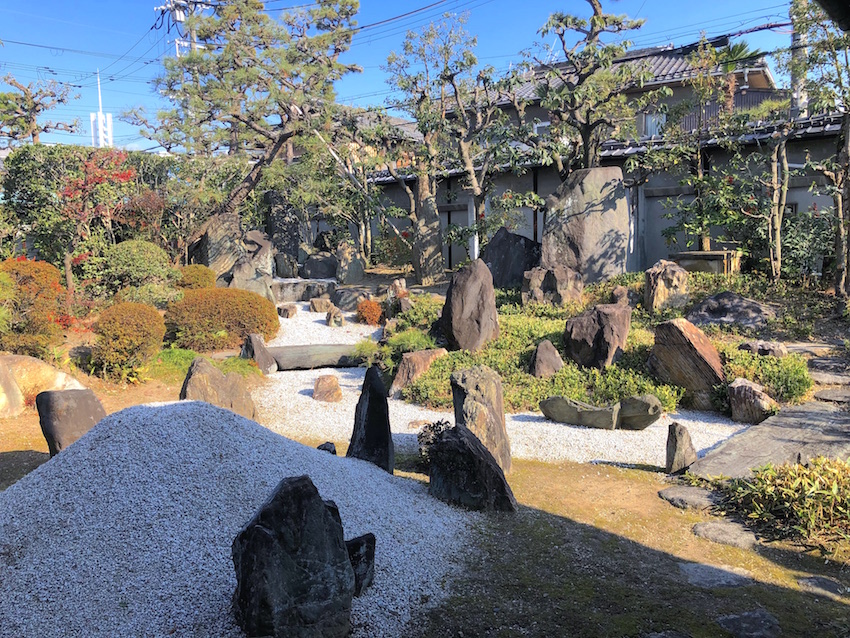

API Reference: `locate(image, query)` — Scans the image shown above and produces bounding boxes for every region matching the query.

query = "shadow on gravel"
[0,450,50,491]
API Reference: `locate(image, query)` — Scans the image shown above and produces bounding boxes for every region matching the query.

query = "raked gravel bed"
[0,402,475,638]
[256,302,749,468]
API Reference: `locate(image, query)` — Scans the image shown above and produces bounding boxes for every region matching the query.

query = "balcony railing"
[678,89,787,132]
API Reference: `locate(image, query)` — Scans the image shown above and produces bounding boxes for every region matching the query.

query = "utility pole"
[154,1,210,57]
[791,0,809,119]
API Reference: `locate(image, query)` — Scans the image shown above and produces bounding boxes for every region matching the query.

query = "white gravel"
[0,402,475,638]
[268,301,381,347]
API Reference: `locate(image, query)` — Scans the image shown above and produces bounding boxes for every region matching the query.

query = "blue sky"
[0,0,794,151]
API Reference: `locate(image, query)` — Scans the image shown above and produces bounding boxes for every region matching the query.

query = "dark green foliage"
[394,294,444,333]
[91,302,166,381]
[0,257,63,357]
[115,283,184,310]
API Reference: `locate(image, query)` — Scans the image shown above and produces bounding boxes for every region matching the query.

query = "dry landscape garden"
[1,1,850,637]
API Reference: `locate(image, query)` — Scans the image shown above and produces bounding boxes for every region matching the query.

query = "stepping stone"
[678,562,753,588]
[693,520,757,550]
[785,342,838,357]
[798,576,847,600]
[814,388,850,404]
[716,610,781,638]
[808,356,850,385]
[658,486,720,511]
[809,370,850,386]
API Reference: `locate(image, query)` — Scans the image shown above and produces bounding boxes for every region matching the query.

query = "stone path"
[689,401,850,479]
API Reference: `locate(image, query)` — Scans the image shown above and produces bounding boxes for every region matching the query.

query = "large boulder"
[562,303,632,369]
[480,227,541,289]
[231,475,355,638]
[346,366,394,473]
[541,166,629,283]
[666,422,697,474]
[529,339,564,378]
[241,333,278,375]
[274,253,299,279]
[310,298,334,313]
[539,396,620,430]
[728,378,779,424]
[520,265,584,306]
[648,319,726,411]
[35,389,107,456]
[389,348,448,398]
[193,213,244,278]
[244,229,275,278]
[335,244,366,285]
[644,259,689,313]
[0,355,84,418]
[227,255,276,303]
[618,394,663,430]
[301,252,339,280]
[180,357,257,420]
[450,366,511,473]
[442,259,499,352]
[686,291,776,330]
[428,423,517,512]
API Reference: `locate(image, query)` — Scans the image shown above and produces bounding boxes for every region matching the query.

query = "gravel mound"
[0,402,474,638]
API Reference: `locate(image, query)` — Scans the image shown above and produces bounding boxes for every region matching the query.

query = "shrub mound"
[165,288,279,351]
[116,283,183,309]
[177,264,216,290]
[91,302,165,381]
[104,240,176,292]
[0,257,63,356]
[356,299,383,326]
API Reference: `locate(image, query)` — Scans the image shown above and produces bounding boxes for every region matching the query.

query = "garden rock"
[541,166,629,283]
[0,364,24,418]
[266,192,302,261]
[227,255,276,303]
[241,333,278,375]
[428,423,517,512]
[529,339,564,378]
[193,213,244,278]
[335,243,366,285]
[451,365,511,473]
[313,375,343,403]
[644,259,689,313]
[272,279,335,303]
[611,285,630,305]
[480,226,541,289]
[716,610,781,638]
[398,297,414,314]
[648,318,725,411]
[317,442,337,455]
[345,533,376,597]
[692,521,757,550]
[389,348,448,398]
[814,388,850,404]
[678,563,753,588]
[442,259,500,352]
[666,422,697,474]
[310,298,334,313]
[278,304,298,318]
[658,486,720,511]
[539,396,620,430]
[301,252,339,280]
[520,265,583,306]
[274,253,299,278]
[797,576,846,599]
[231,475,355,638]
[686,291,776,330]
[35,389,106,457]
[738,340,788,358]
[347,366,394,473]
[332,287,371,312]
[728,378,778,424]
[417,420,452,467]
[179,357,257,420]
[618,394,663,430]
[0,355,84,418]
[243,229,275,278]
[562,303,631,369]
[326,306,345,327]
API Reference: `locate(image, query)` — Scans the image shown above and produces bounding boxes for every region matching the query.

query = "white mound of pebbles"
[0,402,475,638]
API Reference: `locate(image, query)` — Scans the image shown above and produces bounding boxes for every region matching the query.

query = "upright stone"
[442,259,499,352]
[0,363,24,418]
[529,339,564,378]
[194,213,244,279]
[265,191,303,262]
[563,303,632,369]
[520,265,584,306]
[541,166,629,283]
[335,243,366,285]
[480,226,542,289]
[666,422,697,474]
[241,334,278,375]
[450,366,511,473]
[648,318,725,411]
[35,389,107,456]
[228,256,276,303]
[301,252,338,279]
[244,229,275,278]
[728,378,779,424]
[644,259,689,313]
[345,533,376,597]
[231,475,355,638]
[347,366,394,473]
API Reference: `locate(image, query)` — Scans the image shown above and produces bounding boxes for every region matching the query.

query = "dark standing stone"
[480,226,542,288]
[618,394,663,430]
[301,252,339,280]
[666,422,697,474]
[231,475,355,638]
[241,333,278,375]
[345,533,376,597]
[451,366,511,473]
[347,366,394,473]
[428,423,517,512]
[317,442,337,455]
[686,291,777,330]
[275,253,299,278]
[562,303,632,369]
[180,357,257,420]
[265,191,303,261]
[520,265,583,306]
[529,339,564,378]
[442,259,500,352]
[35,389,106,457]
[313,231,335,253]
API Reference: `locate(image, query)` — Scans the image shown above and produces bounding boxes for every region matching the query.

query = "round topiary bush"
[164,288,279,351]
[0,257,63,356]
[356,298,383,326]
[91,302,166,381]
[177,264,216,290]
[104,240,177,292]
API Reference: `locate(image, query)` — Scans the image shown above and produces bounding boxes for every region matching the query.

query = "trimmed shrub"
[0,271,15,336]
[91,302,165,381]
[116,283,184,309]
[103,240,177,292]
[177,264,216,290]
[356,298,383,326]
[0,257,63,356]
[165,288,279,351]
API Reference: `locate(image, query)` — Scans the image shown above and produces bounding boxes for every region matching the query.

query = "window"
[644,112,666,137]
[533,121,551,137]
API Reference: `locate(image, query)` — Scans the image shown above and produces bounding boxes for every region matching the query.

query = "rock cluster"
[481,227,542,289]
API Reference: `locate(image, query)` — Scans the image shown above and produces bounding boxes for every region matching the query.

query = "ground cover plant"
[147,347,261,384]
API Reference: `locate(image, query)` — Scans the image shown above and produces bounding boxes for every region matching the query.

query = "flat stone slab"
[693,520,757,550]
[814,388,850,404]
[809,370,850,385]
[785,341,839,357]
[808,355,850,385]
[678,562,753,588]
[658,486,720,511]
[798,576,848,600]
[689,402,850,479]
[716,610,781,638]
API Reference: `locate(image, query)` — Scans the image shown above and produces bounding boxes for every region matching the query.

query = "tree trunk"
[411,177,443,286]
[218,133,288,217]
[63,251,74,313]
[836,114,850,297]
